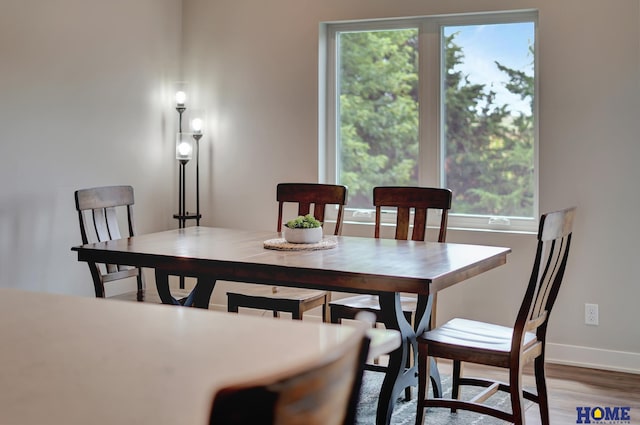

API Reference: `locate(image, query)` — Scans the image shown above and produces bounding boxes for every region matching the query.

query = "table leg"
[185,277,216,309]
[376,292,415,425]
[155,270,180,305]
[154,271,215,309]
[414,294,442,398]
[376,293,442,425]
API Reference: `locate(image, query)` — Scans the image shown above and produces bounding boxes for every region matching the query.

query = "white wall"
[181,0,640,372]
[0,0,183,296]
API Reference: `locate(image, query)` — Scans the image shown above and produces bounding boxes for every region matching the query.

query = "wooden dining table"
[0,288,399,425]
[72,226,511,425]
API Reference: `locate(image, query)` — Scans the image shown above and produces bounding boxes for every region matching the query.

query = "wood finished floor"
[433,360,640,424]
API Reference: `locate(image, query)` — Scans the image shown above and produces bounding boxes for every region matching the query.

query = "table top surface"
[0,288,398,425]
[73,226,511,295]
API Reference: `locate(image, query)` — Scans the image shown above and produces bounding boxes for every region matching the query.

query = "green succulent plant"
[285,214,322,229]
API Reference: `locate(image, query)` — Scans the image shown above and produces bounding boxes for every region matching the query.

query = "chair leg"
[428,357,442,399]
[404,384,412,400]
[509,363,526,425]
[534,355,550,425]
[430,293,438,329]
[451,360,462,412]
[136,271,144,302]
[90,263,106,298]
[373,330,381,365]
[322,293,331,323]
[415,342,429,425]
[329,306,342,324]
[228,301,239,313]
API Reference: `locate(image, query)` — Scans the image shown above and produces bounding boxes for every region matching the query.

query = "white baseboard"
[546,342,640,374]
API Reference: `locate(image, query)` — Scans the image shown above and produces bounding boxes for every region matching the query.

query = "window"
[321,11,538,232]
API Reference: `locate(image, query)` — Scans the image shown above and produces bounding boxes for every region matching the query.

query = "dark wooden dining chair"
[226,183,348,321]
[209,326,370,425]
[328,186,452,398]
[415,207,576,425]
[74,185,160,302]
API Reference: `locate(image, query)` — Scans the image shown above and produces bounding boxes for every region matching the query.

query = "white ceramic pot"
[283,226,323,244]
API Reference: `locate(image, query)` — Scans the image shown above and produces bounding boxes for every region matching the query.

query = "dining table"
[72,226,511,425]
[0,288,399,425]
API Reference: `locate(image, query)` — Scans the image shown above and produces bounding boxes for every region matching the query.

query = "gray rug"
[356,371,518,425]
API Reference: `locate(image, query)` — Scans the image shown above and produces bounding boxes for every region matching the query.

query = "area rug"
[356,371,523,425]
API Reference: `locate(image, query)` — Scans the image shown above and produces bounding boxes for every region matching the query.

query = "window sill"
[339,220,537,237]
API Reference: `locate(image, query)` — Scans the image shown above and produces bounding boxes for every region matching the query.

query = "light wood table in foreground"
[0,288,398,425]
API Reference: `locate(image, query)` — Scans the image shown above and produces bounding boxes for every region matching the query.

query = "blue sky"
[444,22,535,115]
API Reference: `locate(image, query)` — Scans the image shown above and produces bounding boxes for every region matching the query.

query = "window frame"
[320,10,539,233]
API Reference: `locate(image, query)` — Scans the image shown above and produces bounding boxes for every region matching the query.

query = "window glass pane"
[442,22,535,218]
[338,29,419,209]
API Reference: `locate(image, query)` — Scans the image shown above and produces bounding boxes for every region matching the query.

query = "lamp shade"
[189,109,205,134]
[176,133,193,162]
[191,117,203,133]
[175,90,186,106]
[174,81,187,107]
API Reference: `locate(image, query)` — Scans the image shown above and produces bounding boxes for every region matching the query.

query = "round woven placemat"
[263,237,338,251]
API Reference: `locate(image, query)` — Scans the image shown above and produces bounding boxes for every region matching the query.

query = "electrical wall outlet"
[585,303,599,326]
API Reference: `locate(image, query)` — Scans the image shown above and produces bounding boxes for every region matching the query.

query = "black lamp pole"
[175,102,187,229]
[193,132,202,226]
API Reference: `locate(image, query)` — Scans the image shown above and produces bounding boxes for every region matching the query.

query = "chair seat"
[420,318,538,367]
[329,294,417,328]
[228,286,327,302]
[329,294,416,313]
[227,286,329,320]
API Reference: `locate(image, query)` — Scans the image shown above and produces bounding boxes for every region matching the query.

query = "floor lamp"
[172,90,203,228]
[173,89,204,288]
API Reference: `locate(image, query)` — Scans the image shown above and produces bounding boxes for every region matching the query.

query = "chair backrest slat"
[91,209,109,241]
[297,202,312,217]
[396,207,411,240]
[105,206,122,240]
[412,208,428,241]
[276,183,348,235]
